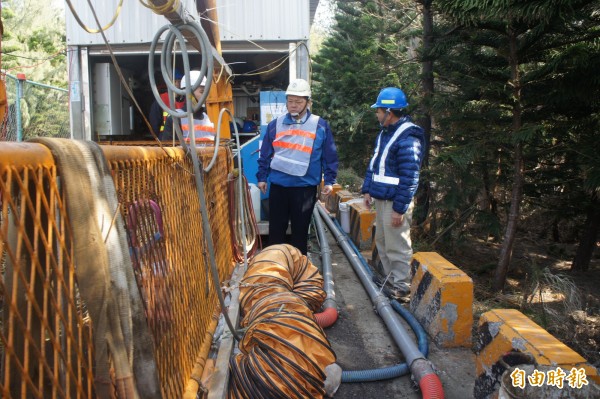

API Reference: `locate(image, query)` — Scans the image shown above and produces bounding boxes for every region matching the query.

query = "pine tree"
[2,0,66,86]
[312,0,422,174]
[433,0,600,288]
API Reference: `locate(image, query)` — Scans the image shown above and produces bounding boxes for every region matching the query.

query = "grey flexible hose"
[148,22,242,342]
[148,22,219,171]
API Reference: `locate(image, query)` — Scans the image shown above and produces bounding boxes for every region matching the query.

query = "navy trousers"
[268,183,317,255]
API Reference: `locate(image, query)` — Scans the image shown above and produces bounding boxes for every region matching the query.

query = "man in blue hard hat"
[362,87,425,299]
[257,78,338,255]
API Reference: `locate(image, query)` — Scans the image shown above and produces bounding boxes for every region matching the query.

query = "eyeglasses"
[287,99,307,106]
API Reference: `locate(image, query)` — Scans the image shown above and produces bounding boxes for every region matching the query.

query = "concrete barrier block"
[347,201,376,250]
[320,183,342,203]
[325,189,354,214]
[409,252,473,348]
[474,308,599,398]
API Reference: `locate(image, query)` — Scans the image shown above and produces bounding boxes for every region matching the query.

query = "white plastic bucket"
[339,202,351,234]
[248,183,261,222]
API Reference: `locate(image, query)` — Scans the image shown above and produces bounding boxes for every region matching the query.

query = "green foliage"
[2,0,67,87]
[336,167,364,193]
[1,1,69,140]
[21,82,70,139]
[427,0,600,255]
[312,0,421,174]
[309,0,600,263]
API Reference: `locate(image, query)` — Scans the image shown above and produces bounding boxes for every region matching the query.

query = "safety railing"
[104,144,234,398]
[0,143,95,398]
[1,142,235,398]
[0,73,70,142]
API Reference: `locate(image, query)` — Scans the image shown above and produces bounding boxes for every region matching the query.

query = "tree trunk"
[415,0,434,228]
[494,29,524,291]
[571,192,600,271]
[482,163,498,216]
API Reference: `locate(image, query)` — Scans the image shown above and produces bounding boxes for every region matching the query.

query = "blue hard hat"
[242,120,257,132]
[371,87,408,109]
[174,69,184,80]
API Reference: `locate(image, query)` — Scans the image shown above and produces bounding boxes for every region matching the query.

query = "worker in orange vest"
[161,70,214,142]
[149,69,185,137]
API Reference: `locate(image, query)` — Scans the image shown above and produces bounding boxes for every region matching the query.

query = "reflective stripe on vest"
[161,111,168,132]
[159,92,185,132]
[181,116,215,141]
[270,114,319,176]
[369,121,416,185]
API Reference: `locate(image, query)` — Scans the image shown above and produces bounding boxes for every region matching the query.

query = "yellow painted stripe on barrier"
[474,309,599,398]
[336,190,354,203]
[410,252,473,348]
[321,183,342,205]
[348,202,376,250]
[326,189,354,214]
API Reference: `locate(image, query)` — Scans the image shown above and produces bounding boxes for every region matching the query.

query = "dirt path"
[309,227,476,398]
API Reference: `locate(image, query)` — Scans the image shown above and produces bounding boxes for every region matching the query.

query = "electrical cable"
[228,172,261,263]
[3,49,67,73]
[78,0,188,169]
[67,0,124,34]
[197,13,271,52]
[1,51,68,61]
[148,21,247,342]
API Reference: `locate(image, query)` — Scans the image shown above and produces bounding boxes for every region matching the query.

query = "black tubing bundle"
[229,244,336,398]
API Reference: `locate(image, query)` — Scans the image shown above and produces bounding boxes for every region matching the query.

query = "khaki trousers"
[374,199,414,291]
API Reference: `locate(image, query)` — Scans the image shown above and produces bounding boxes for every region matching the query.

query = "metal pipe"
[317,202,444,397]
[313,207,336,310]
[316,203,424,365]
[4,74,68,92]
[16,74,25,142]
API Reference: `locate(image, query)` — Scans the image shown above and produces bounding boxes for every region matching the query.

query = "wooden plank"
[206,264,245,399]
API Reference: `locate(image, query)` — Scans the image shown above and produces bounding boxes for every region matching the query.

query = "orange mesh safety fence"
[102,144,234,398]
[0,142,235,398]
[0,143,95,399]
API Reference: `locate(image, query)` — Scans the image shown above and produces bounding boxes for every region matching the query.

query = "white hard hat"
[181,70,207,89]
[285,78,311,98]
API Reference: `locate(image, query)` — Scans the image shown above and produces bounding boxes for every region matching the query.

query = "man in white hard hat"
[161,70,215,142]
[257,78,339,255]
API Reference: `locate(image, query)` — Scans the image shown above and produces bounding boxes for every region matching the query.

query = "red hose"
[228,174,261,262]
[419,373,445,399]
[314,306,338,328]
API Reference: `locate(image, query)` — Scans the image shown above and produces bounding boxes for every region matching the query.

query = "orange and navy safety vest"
[270,114,319,176]
[180,114,216,142]
[159,92,185,133]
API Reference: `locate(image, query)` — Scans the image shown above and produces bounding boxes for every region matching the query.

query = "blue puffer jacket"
[361,116,425,214]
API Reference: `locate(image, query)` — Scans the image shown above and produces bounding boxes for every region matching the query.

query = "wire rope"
[75,0,188,168]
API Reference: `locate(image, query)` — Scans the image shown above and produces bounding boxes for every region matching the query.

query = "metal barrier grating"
[1,142,235,398]
[0,143,95,398]
[103,144,234,398]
